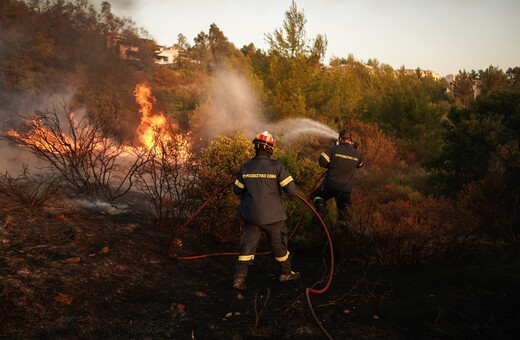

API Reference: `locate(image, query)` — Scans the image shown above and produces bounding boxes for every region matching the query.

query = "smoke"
[194,67,266,144]
[0,90,46,176]
[196,66,338,145]
[0,89,77,175]
[0,18,82,175]
[74,198,129,215]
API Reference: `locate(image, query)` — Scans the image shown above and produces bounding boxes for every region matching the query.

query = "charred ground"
[1,194,519,339]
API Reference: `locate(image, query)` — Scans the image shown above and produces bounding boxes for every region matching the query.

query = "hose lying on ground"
[167,177,335,339]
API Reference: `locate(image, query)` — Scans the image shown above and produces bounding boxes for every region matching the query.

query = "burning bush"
[134,126,199,229]
[126,82,201,230]
[1,105,147,202]
[1,83,199,230]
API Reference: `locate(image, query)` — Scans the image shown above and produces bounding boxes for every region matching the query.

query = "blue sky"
[92,0,520,76]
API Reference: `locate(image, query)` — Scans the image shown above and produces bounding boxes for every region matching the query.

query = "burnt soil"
[1,195,519,339]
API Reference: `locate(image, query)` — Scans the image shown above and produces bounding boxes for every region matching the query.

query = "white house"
[155,46,181,66]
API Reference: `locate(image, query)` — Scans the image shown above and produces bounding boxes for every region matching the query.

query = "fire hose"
[167,173,334,339]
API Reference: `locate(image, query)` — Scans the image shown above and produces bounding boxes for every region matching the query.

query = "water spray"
[199,66,339,145]
[270,118,338,141]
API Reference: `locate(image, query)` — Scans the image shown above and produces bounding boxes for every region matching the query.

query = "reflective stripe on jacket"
[234,155,298,225]
[319,142,363,191]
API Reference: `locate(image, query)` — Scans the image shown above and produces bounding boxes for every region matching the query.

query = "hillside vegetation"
[2,0,519,259]
[1,1,520,338]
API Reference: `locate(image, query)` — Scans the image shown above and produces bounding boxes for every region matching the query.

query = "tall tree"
[175,33,190,50]
[506,67,520,91]
[265,0,326,61]
[261,1,327,120]
[452,70,475,106]
[207,23,250,71]
[427,90,520,243]
[428,89,520,195]
[359,70,448,163]
[478,65,509,96]
[190,31,212,72]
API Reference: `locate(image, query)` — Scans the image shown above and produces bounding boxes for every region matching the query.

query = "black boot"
[279,271,300,282]
[232,274,247,291]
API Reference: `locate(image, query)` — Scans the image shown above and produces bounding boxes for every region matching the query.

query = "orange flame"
[134,83,191,161]
[7,118,73,154]
[6,84,191,163]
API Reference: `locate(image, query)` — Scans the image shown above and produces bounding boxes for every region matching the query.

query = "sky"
[94,0,520,76]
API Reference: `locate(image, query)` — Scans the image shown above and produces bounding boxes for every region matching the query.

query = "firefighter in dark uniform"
[311,129,364,222]
[232,131,300,291]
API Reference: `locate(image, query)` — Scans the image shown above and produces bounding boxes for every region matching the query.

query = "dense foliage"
[1,0,519,261]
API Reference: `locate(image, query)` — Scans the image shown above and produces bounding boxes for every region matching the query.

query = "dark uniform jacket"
[234,155,298,225]
[319,142,364,191]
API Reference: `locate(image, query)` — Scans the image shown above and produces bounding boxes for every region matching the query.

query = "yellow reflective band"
[336,154,359,162]
[313,196,323,202]
[238,255,255,261]
[321,152,330,163]
[279,176,293,187]
[243,173,277,179]
[275,251,290,262]
[235,179,244,189]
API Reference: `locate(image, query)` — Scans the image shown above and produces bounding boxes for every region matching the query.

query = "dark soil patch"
[1,196,519,339]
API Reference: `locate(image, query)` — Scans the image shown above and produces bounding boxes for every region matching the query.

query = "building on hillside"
[472,79,482,98]
[154,46,193,68]
[322,62,376,74]
[108,36,193,68]
[108,34,140,61]
[404,69,442,81]
[155,46,180,66]
[445,75,482,99]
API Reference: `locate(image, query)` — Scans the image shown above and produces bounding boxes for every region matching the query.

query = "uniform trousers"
[311,184,352,221]
[235,220,291,278]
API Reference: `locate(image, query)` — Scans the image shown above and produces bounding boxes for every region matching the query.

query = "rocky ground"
[1,194,519,339]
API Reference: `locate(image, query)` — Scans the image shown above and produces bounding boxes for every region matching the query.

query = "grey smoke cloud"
[196,66,337,146]
[204,67,266,140]
[0,87,78,175]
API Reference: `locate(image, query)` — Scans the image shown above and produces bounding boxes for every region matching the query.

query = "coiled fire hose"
[167,173,334,339]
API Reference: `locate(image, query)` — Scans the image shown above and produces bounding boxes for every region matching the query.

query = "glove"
[352,141,359,149]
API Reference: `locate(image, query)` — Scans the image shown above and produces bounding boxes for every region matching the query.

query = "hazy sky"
[91,0,520,76]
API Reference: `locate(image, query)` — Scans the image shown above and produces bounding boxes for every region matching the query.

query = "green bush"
[193,132,326,245]
[275,148,325,247]
[194,132,254,242]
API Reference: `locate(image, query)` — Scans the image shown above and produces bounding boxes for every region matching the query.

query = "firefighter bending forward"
[311,129,364,222]
[232,131,300,291]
